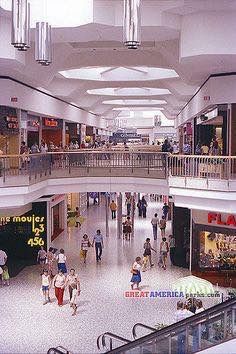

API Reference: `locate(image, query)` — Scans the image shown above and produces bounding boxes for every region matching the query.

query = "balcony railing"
[0,151,235,187]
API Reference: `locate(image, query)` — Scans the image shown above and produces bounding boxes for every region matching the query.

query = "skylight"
[103,99,167,105]
[59,66,179,82]
[87,87,171,96]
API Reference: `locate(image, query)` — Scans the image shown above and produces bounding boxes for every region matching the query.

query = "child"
[2,265,10,286]
[81,234,91,264]
[70,283,80,316]
[41,270,51,305]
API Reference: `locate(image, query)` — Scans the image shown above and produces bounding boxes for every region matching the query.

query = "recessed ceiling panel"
[59,66,179,81]
[87,87,171,96]
[103,99,167,105]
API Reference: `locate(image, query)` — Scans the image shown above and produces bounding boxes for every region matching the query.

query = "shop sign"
[10,97,18,102]
[204,96,210,101]
[0,214,45,247]
[113,132,141,139]
[5,116,18,129]
[44,117,58,127]
[208,212,236,227]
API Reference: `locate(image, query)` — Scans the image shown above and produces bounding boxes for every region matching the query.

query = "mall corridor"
[0,197,223,354]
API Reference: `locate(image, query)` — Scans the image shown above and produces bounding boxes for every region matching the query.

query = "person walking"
[169,234,176,265]
[53,269,66,306]
[92,229,104,262]
[2,265,10,286]
[37,246,47,274]
[151,213,159,240]
[70,283,80,316]
[130,257,142,290]
[141,196,147,218]
[81,234,91,263]
[160,237,169,270]
[41,270,51,305]
[137,199,142,217]
[110,200,117,219]
[66,268,80,301]
[46,247,55,277]
[162,203,170,220]
[159,216,167,237]
[143,238,156,270]
[126,196,132,216]
[56,249,67,274]
[123,216,132,240]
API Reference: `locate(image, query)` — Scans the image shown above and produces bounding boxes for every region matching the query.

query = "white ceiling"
[1,0,236,127]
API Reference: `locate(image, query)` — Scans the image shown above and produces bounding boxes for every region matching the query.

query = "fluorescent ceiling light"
[0,0,93,27]
[103,99,167,105]
[87,87,171,96]
[59,66,178,82]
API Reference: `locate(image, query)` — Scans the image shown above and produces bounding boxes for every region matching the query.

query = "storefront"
[192,210,236,287]
[27,114,40,148]
[42,117,63,147]
[0,105,19,154]
[65,122,80,146]
[0,201,47,276]
[194,105,228,155]
[172,205,190,268]
[85,125,96,145]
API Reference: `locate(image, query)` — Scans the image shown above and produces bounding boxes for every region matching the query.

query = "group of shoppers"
[195,140,221,156]
[41,268,80,316]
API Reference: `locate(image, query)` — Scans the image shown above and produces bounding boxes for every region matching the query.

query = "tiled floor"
[0,197,224,354]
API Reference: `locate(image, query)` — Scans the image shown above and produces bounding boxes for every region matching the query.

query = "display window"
[197,230,236,271]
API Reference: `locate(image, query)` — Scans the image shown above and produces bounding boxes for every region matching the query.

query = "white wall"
[0,78,107,129]
[177,75,236,127]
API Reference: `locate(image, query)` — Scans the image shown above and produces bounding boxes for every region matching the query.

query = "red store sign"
[208,212,236,227]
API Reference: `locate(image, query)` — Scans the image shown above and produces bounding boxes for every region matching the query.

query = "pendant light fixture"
[35,21,52,66]
[123,0,141,49]
[11,0,31,51]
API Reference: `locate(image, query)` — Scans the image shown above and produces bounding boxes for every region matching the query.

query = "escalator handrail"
[132,323,157,339]
[97,332,131,351]
[106,298,236,353]
[47,347,69,354]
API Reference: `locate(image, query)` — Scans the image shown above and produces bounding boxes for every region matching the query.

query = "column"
[62,120,66,148]
[105,193,109,237]
[116,192,123,239]
[131,193,135,238]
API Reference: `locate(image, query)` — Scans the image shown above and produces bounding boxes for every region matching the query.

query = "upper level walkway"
[0,150,236,210]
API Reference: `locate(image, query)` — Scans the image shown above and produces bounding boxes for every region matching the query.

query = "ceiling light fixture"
[123,0,141,49]
[35,21,52,66]
[11,0,31,51]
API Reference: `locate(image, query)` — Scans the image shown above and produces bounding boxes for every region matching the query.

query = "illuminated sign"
[208,213,236,227]
[0,214,45,248]
[44,118,58,127]
[5,116,18,129]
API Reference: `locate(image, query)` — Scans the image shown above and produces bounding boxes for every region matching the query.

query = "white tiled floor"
[0,197,223,354]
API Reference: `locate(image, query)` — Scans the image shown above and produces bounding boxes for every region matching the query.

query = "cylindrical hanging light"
[18,2,30,51]
[123,0,141,49]
[35,22,52,66]
[11,0,30,50]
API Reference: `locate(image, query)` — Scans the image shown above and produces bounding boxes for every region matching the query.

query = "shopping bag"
[80,250,85,259]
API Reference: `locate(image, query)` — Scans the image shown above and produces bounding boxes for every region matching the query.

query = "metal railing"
[0,151,168,186]
[102,298,236,354]
[97,332,131,352]
[47,346,70,354]
[0,151,236,187]
[168,154,235,180]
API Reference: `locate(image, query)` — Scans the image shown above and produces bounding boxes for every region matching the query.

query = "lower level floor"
[0,198,229,354]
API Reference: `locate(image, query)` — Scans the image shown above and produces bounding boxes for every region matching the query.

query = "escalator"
[97,298,236,354]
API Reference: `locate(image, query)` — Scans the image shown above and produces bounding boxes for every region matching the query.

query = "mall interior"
[0,1,236,354]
